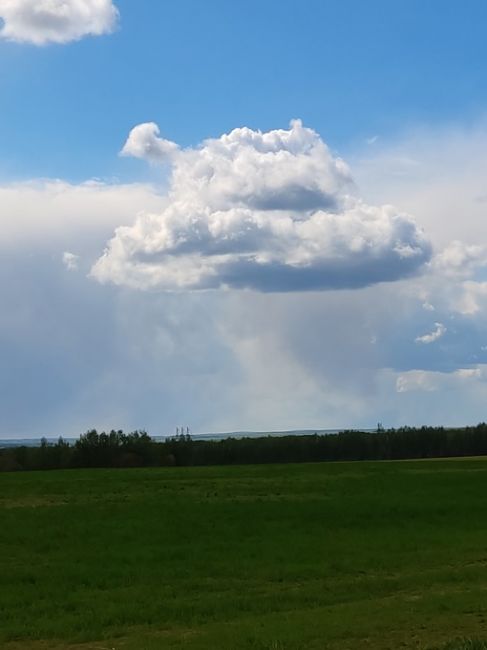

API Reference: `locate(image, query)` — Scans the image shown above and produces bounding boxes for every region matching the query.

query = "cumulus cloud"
[93,120,431,292]
[0,0,119,45]
[415,322,446,344]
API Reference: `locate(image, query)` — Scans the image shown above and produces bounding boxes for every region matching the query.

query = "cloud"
[121,123,180,164]
[62,251,79,271]
[396,366,487,393]
[4,121,487,437]
[0,179,165,250]
[351,120,487,249]
[93,120,431,292]
[0,0,119,45]
[415,322,446,344]
[453,281,487,316]
[0,177,240,437]
[433,240,487,279]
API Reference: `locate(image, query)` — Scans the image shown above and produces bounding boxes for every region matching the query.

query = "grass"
[2,458,487,649]
[433,642,487,650]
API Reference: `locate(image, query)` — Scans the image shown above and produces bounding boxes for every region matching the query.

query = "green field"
[2,459,487,649]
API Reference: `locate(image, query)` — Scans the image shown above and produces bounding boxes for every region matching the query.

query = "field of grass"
[2,458,487,649]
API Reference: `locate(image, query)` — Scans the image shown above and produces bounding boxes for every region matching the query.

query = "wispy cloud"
[396,366,486,393]
[415,322,446,344]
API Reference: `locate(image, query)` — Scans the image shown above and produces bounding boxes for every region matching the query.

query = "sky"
[2,0,487,438]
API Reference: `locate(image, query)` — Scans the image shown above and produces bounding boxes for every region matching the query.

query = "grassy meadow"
[2,459,487,649]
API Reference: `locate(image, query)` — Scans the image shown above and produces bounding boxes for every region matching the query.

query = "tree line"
[3,424,487,471]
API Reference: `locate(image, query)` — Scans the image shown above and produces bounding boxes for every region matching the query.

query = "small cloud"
[366,135,379,145]
[415,322,446,344]
[0,0,119,45]
[120,122,179,164]
[422,301,435,311]
[62,251,79,271]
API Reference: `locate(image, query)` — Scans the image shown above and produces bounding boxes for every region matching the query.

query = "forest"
[3,424,487,471]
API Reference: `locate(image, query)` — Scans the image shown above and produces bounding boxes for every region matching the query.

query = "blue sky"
[2,1,487,437]
[2,1,487,181]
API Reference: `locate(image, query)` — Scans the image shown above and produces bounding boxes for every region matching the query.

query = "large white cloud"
[0,0,119,45]
[93,120,431,292]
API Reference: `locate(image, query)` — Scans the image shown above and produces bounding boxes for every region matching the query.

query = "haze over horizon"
[2,0,487,438]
